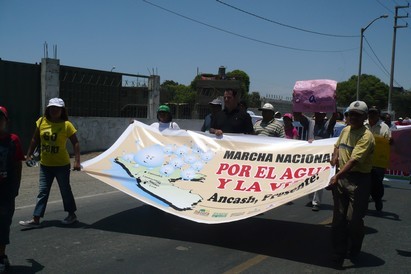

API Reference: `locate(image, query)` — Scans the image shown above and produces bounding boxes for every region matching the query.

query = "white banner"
[82,121,336,224]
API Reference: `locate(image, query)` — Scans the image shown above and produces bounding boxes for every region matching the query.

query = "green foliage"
[226,69,250,97]
[337,74,410,116]
[173,85,196,104]
[245,91,261,108]
[336,74,389,109]
[392,91,411,118]
[161,80,196,104]
[190,75,202,90]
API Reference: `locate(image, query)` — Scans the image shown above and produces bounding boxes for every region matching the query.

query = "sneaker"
[19,219,41,228]
[0,255,10,273]
[61,214,77,225]
[375,200,383,211]
[312,205,320,211]
[330,253,344,269]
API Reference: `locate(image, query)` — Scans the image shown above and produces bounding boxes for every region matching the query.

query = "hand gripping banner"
[82,121,336,224]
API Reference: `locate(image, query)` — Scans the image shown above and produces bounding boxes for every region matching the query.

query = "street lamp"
[356,15,388,101]
[110,66,116,72]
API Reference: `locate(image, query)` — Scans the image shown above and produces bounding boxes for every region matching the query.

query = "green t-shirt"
[37,117,77,166]
[335,125,375,173]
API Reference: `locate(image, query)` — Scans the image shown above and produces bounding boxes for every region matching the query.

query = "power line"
[216,0,358,38]
[364,36,402,86]
[375,0,410,27]
[143,0,357,53]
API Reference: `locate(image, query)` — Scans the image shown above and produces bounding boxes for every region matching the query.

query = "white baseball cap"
[47,98,65,108]
[348,101,368,114]
[258,103,275,112]
[209,98,222,105]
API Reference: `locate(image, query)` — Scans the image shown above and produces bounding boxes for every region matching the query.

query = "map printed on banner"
[292,79,337,113]
[82,121,336,224]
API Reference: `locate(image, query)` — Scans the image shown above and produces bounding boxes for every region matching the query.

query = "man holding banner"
[328,101,375,265]
[209,89,254,136]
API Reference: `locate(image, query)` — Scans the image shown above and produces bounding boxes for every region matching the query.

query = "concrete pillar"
[41,58,60,114]
[148,75,160,119]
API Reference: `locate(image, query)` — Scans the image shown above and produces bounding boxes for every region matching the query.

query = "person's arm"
[292,128,299,139]
[327,112,338,135]
[69,133,81,171]
[210,113,223,136]
[200,120,206,132]
[330,146,339,167]
[26,127,40,162]
[209,128,223,136]
[329,158,359,187]
[244,113,254,134]
[13,161,22,196]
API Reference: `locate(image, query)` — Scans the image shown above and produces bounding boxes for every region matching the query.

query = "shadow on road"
[7,259,44,274]
[89,205,384,269]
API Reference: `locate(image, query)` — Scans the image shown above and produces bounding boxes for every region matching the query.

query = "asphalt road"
[6,152,411,273]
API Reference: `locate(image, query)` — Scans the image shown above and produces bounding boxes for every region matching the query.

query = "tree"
[392,90,411,118]
[226,69,250,98]
[244,91,261,108]
[337,74,389,109]
[173,85,196,104]
[337,74,411,116]
[160,80,180,103]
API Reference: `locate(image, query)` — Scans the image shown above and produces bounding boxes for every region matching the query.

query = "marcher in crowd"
[283,113,299,139]
[293,112,314,141]
[0,106,25,273]
[383,113,397,130]
[328,100,375,266]
[210,89,254,136]
[308,112,337,211]
[20,98,81,228]
[253,103,285,137]
[201,98,222,132]
[365,106,391,211]
[150,105,180,131]
[395,117,404,126]
[333,107,350,137]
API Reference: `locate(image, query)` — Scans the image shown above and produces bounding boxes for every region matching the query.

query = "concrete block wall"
[69,117,204,154]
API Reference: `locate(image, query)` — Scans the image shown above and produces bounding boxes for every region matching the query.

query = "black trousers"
[370,167,385,201]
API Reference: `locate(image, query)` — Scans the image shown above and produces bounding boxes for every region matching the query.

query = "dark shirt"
[210,107,254,134]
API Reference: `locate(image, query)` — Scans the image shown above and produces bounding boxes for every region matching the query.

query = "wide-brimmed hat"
[47,98,65,108]
[258,103,274,112]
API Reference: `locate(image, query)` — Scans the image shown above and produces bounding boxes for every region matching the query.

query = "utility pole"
[356,15,388,101]
[388,4,409,113]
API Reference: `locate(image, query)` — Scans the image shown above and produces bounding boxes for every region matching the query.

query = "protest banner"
[386,125,411,180]
[292,79,337,113]
[82,121,336,224]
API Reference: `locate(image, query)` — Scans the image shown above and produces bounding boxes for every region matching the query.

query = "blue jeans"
[33,164,77,217]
